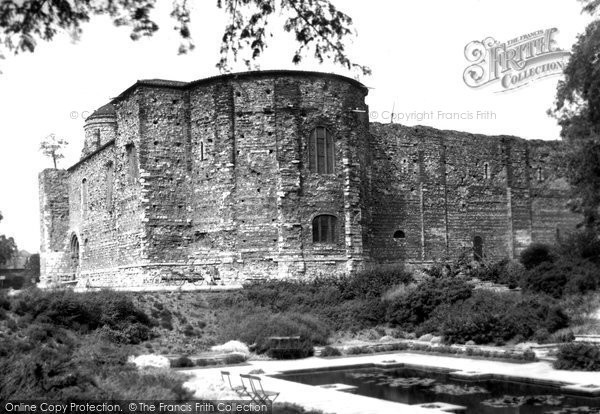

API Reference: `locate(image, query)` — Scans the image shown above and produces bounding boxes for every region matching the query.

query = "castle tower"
[82,104,117,157]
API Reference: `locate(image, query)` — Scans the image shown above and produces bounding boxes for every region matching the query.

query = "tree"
[39,133,68,169]
[0,212,17,267]
[0,0,369,75]
[26,253,40,282]
[550,14,600,229]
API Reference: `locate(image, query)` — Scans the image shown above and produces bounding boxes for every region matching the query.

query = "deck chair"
[240,374,279,405]
[221,371,249,399]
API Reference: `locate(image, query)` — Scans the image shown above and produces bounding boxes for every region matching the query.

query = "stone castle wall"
[38,71,580,287]
[367,124,580,264]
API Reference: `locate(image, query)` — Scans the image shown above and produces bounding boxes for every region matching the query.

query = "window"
[94,129,101,147]
[483,162,490,179]
[81,178,88,215]
[393,230,406,239]
[537,167,543,182]
[473,235,483,261]
[312,215,337,244]
[309,127,335,174]
[125,143,139,183]
[70,235,80,262]
[200,141,205,161]
[106,161,114,211]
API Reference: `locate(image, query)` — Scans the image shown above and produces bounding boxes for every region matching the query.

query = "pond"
[275,366,600,413]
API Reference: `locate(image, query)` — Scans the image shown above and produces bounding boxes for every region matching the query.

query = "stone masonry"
[38,70,581,287]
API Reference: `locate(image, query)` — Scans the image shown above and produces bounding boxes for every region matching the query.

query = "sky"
[0,0,594,253]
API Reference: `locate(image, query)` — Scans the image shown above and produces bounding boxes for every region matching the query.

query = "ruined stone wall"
[67,145,121,280]
[39,169,70,284]
[39,71,581,287]
[528,140,581,245]
[368,123,581,264]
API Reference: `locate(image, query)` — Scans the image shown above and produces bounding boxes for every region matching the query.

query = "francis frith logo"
[463,28,570,92]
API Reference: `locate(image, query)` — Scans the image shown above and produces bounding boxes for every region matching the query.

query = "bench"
[267,336,304,359]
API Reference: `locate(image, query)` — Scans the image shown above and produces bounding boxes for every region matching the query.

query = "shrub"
[223,353,247,365]
[429,291,569,345]
[521,259,600,298]
[324,299,387,332]
[170,356,194,368]
[553,342,600,371]
[548,329,575,344]
[386,277,473,329]
[519,243,555,270]
[320,346,342,357]
[221,311,330,355]
[469,259,524,288]
[10,289,152,334]
[339,265,413,300]
[557,229,600,265]
[268,340,314,359]
[533,328,550,344]
[345,346,364,355]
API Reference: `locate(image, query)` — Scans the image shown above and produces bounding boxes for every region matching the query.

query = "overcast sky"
[0,0,593,253]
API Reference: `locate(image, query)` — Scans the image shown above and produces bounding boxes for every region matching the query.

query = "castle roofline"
[110,70,368,103]
[370,122,563,144]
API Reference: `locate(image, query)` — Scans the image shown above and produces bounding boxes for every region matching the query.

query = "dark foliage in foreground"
[553,342,600,371]
[0,289,191,400]
[421,290,569,345]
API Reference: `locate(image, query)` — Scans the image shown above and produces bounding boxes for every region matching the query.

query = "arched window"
[106,161,114,211]
[309,127,335,174]
[483,162,490,179]
[312,214,337,243]
[81,178,88,215]
[70,235,80,262]
[125,143,139,183]
[393,230,406,239]
[473,235,483,261]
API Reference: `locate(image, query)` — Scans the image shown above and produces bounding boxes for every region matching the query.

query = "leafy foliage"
[239,266,411,331]
[386,277,473,329]
[424,291,569,345]
[0,289,190,400]
[519,243,555,270]
[0,0,368,75]
[320,345,341,357]
[468,258,524,288]
[39,133,68,169]
[220,310,329,356]
[557,229,600,265]
[553,342,600,371]
[170,356,194,368]
[11,288,154,342]
[0,234,17,266]
[0,211,17,267]
[550,19,600,229]
[521,259,600,298]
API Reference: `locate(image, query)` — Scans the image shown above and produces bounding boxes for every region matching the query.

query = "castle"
[38,70,580,287]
